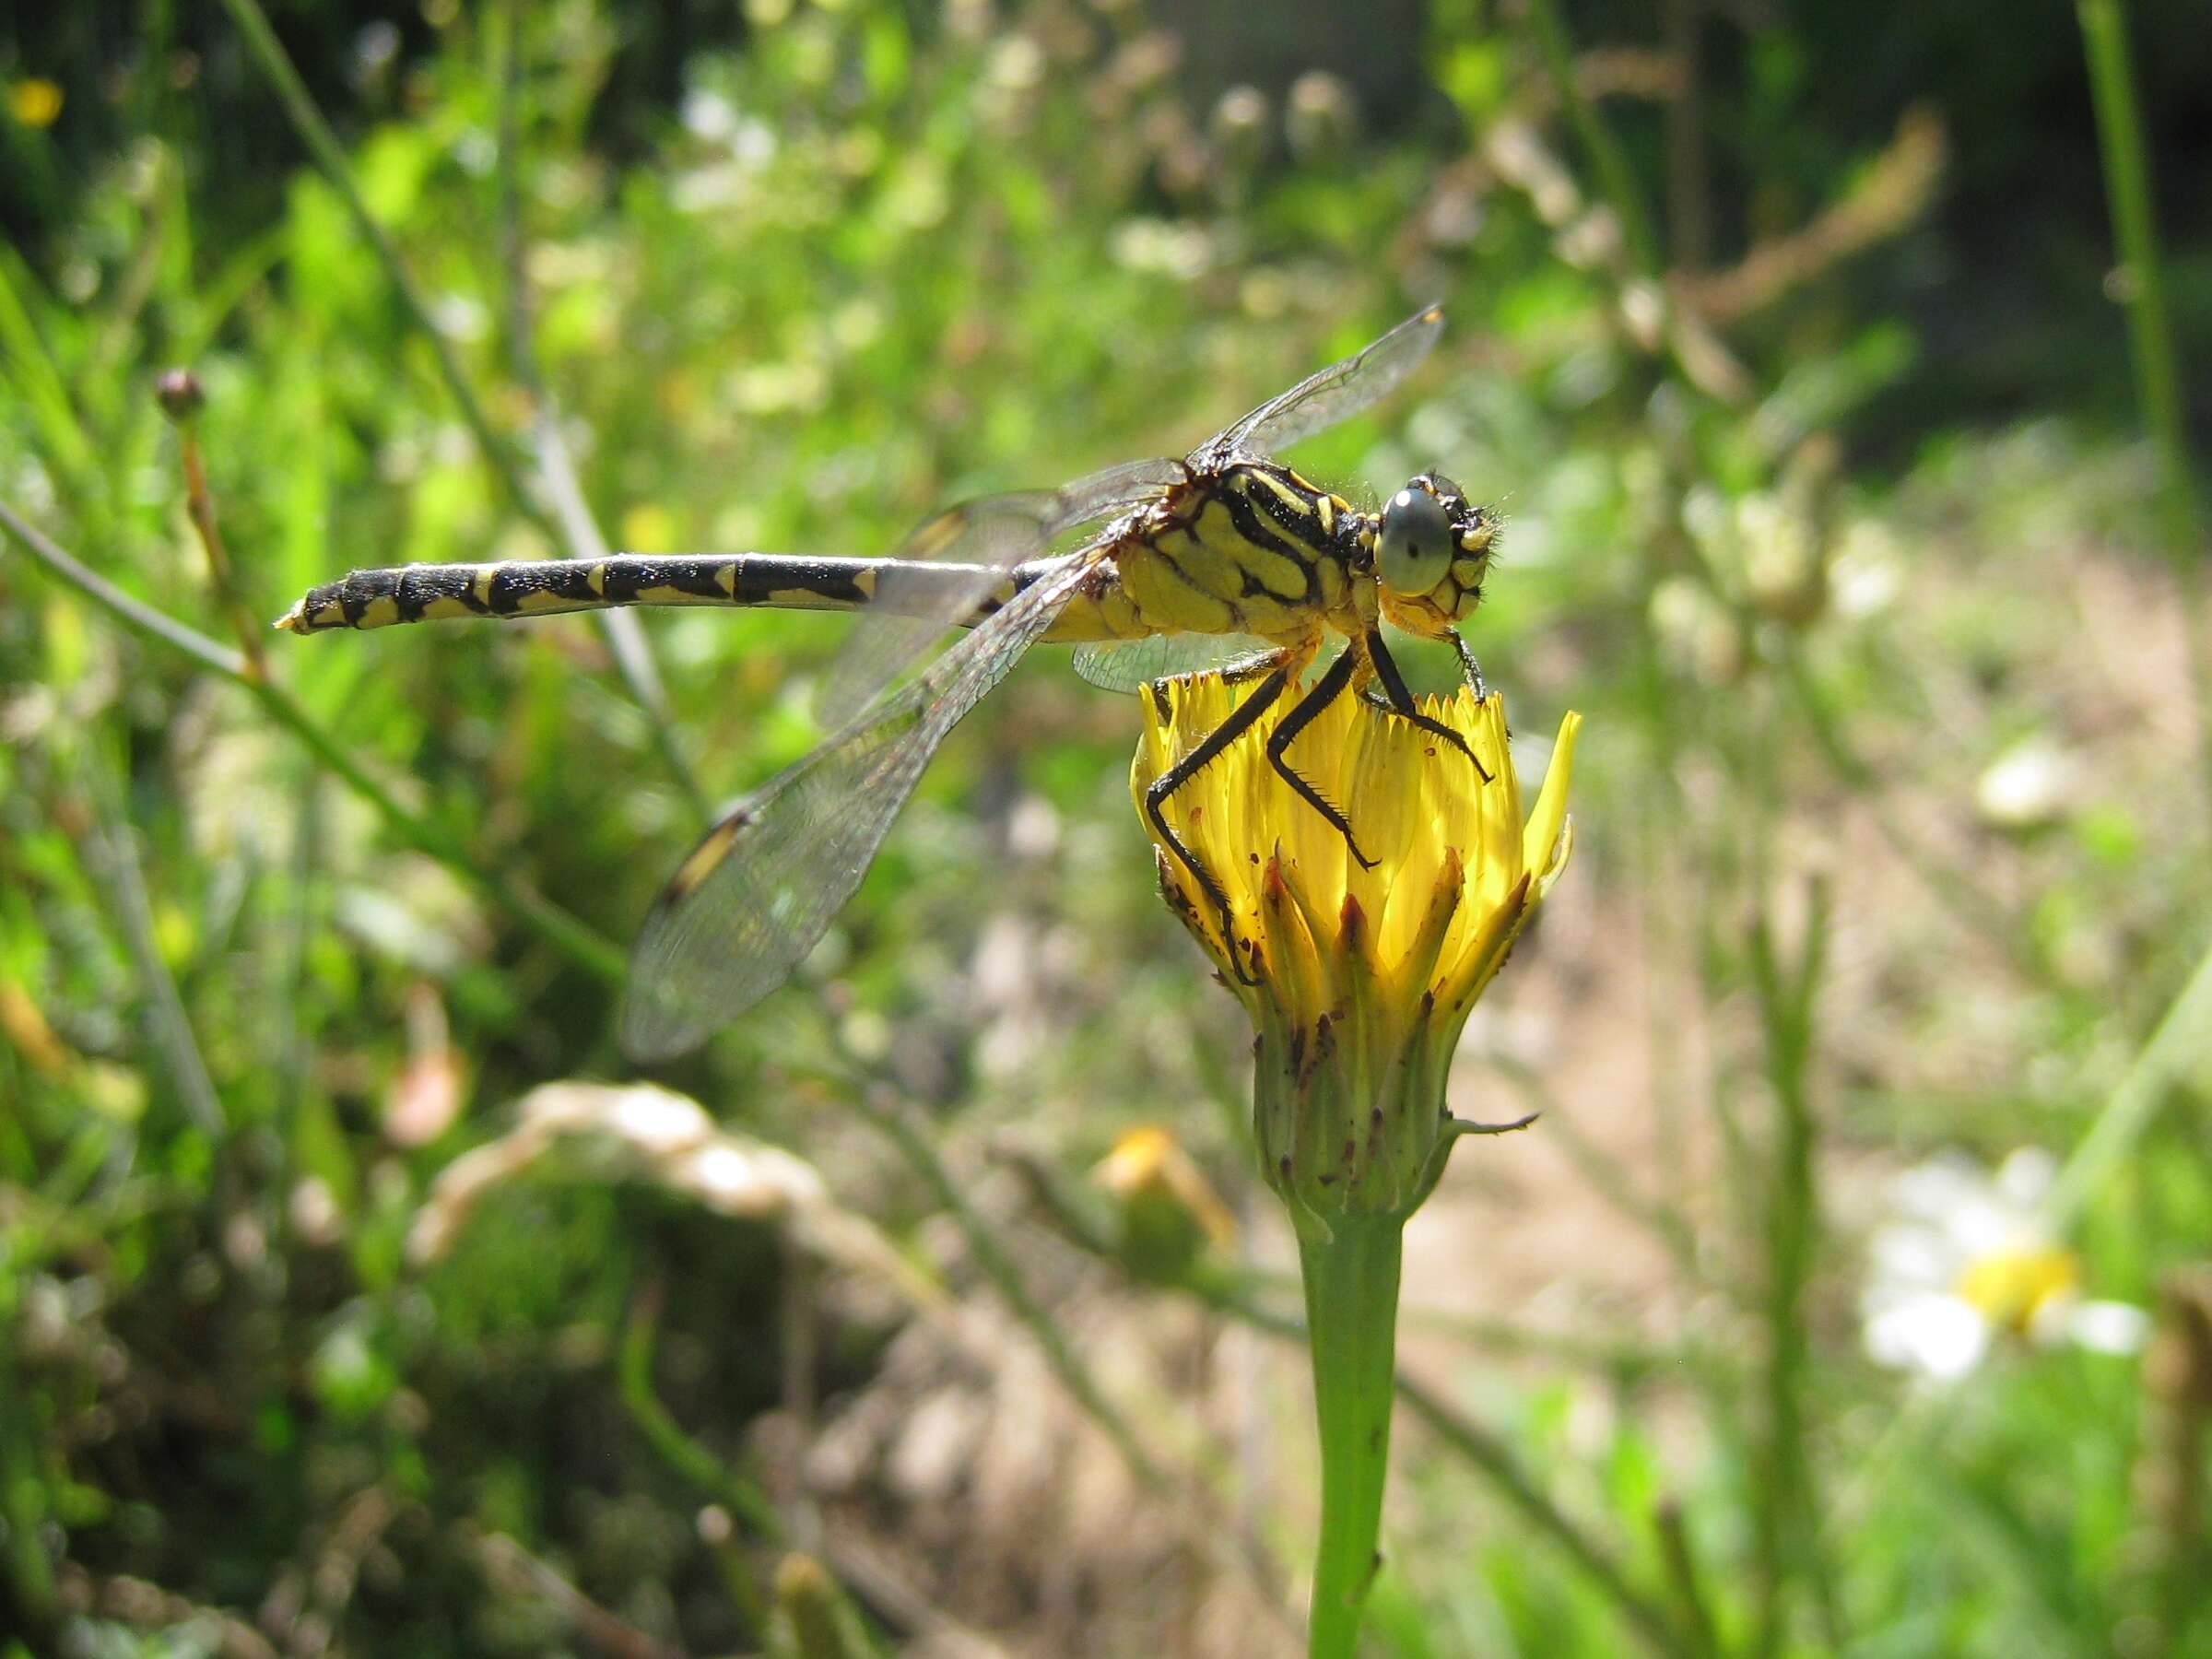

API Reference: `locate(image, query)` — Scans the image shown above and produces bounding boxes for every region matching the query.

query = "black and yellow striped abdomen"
[276,554,1032,635]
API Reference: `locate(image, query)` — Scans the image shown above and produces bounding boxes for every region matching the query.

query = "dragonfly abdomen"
[276,554,1030,634]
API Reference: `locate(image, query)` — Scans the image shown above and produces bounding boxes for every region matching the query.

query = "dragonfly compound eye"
[1378,484,1454,596]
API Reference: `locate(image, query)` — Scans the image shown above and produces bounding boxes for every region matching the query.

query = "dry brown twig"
[56,1564,280,1659]
[1672,107,1948,323]
[473,1528,680,1659]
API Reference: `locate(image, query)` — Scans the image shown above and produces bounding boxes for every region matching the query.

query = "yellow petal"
[1134,670,1579,1038]
[1522,711,1581,886]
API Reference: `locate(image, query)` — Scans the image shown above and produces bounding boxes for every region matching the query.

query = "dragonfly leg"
[1146,665,1293,983]
[1265,645,1380,868]
[1361,629,1492,784]
[1216,651,1287,686]
[1444,626,1488,701]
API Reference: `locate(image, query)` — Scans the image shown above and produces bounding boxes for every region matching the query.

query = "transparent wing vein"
[619,554,1098,1061]
[1069,632,1280,693]
[815,456,1184,728]
[1202,304,1445,463]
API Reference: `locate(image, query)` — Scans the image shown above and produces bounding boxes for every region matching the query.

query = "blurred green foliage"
[3,1,2210,1654]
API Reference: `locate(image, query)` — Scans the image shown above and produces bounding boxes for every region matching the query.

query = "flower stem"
[2076,0,2212,815]
[2077,0,2201,563]
[1300,1210,1405,1659]
[0,496,629,987]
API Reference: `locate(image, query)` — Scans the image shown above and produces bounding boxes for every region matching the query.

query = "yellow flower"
[1093,1124,1237,1280]
[618,501,677,553]
[8,79,62,130]
[1132,675,1578,1232]
[1956,1244,2079,1336]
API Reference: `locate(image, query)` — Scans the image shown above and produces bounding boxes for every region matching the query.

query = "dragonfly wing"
[1200,304,1445,464]
[1069,632,1281,694]
[814,456,1185,730]
[619,552,1098,1062]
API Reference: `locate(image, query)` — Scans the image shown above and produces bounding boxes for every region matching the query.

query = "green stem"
[2077,0,2201,561]
[1746,880,1841,1655]
[0,493,244,677]
[839,1086,1167,1493]
[1005,1141,1693,1651]
[0,1345,56,1645]
[82,751,228,1136]
[618,1288,783,1543]
[213,0,524,517]
[1779,649,2036,976]
[238,676,628,985]
[2045,928,2212,1231]
[1498,1059,1710,1288]
[217,0,708,820]
[1179,1265,1689,1654]
[1299,1211,1404,1659]
[2077,0,2212,815]
[1520,0,1659,276]
[0,496,628,986]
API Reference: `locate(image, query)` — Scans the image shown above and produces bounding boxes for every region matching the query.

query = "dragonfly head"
[1375,473,1495,631]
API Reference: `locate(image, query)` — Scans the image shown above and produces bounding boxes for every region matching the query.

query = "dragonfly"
[278,305,1500,1060]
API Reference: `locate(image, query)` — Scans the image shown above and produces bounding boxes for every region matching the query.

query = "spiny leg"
[1145,665,1293,983]
[1265,644,1379,868]
[1215,650,1289,687]
[1444,626,1488,701]
[1362,628,1492,784]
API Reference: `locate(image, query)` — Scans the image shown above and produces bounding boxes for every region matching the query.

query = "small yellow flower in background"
[1093,1124,1237,1282]
[1956,1242,2079,1335]
[8,78,63,129]
[1132,676,1578,1234]
[0,975,72,1078]
[618,501,677,554]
